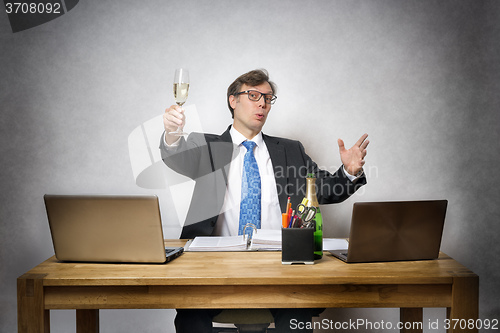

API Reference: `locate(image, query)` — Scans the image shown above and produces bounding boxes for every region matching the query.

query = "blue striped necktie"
[238,141,261,236]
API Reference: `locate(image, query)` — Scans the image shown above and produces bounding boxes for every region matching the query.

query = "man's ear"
[229,95,237,110]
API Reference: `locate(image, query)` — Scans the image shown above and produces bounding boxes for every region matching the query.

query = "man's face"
[230,82,273,139]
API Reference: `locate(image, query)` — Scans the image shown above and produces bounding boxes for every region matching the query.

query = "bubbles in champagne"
[173,83,189,106]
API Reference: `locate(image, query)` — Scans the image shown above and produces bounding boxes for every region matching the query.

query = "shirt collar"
[229,126,264,148]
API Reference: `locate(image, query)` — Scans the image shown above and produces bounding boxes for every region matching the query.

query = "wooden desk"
[18,240,478,333]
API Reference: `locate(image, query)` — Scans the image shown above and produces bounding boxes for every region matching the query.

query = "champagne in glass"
[169,68,190,136]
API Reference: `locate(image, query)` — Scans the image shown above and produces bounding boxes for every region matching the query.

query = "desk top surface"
[20,240,476,287]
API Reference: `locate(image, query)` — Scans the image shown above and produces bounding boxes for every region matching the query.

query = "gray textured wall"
[1,0,499,332]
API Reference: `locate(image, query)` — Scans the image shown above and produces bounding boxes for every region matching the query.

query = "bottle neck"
[305,178,319,207]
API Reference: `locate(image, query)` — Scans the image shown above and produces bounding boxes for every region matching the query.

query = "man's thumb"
[337,138,345,151]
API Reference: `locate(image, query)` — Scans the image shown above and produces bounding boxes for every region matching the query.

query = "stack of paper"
[251,230,282,250]
[323,238,349,251]
[187,236,247,251]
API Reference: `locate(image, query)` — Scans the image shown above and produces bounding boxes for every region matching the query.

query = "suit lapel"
[208,126,235,184]
[263,134,288,211]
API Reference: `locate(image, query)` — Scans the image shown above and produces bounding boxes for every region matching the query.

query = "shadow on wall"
[127,104,202,229]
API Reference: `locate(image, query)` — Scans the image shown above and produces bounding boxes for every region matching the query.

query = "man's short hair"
[227,69,277,118]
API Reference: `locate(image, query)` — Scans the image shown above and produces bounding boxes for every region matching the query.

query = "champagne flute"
[169,68,190,136]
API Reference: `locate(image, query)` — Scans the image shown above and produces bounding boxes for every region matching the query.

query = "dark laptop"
[44,194,183,264]
[329,200,447,263]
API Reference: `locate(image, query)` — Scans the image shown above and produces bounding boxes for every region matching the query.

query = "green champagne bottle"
[305,173,323,259]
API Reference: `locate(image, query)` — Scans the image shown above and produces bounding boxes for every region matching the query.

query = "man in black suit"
[160,69,369,332]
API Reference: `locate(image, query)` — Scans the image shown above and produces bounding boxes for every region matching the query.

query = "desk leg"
[400,308,423,333]
[17,274,50,333]
[447,275,479,333]
[76,309,100,333]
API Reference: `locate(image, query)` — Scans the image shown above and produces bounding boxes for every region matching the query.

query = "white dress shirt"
[214,127,282,236]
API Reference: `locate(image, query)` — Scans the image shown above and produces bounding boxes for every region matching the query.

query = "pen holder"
[281,228,314,265]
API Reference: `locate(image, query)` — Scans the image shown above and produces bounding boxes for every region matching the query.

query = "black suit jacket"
[160,126,366,239]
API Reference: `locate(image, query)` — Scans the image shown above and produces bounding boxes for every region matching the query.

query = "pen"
[287,210,295,228]
[292,216,302,228]
[285,197,292,225]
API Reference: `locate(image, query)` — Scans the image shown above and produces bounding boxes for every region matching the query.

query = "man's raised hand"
[338,133,369,176]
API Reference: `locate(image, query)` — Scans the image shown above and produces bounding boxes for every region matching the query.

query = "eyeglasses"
[234,90,277,105]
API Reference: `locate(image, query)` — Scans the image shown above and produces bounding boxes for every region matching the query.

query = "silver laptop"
[329,200,447,263]
[44,194,183,263]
